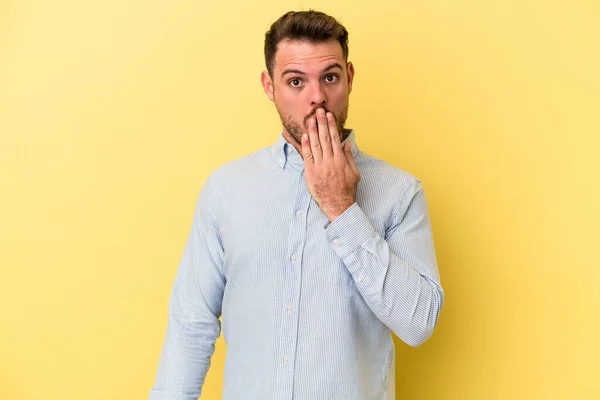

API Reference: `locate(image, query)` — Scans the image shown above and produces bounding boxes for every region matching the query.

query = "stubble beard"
[276,101,350,145]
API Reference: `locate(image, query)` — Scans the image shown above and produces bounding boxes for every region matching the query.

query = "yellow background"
[1,0,599,399]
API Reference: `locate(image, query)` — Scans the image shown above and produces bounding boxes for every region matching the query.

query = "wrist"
[327,201,355,223]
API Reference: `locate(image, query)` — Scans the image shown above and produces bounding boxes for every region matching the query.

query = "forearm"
[336,230,443,346]
[149,304,220,399]
[325,187,444,346]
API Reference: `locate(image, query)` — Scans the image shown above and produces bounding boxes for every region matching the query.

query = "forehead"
[274,39,344,75]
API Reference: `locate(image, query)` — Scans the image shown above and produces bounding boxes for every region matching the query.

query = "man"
[149,10,444,400]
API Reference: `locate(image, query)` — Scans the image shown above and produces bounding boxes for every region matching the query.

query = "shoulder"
[195,148,269,219]
[355,150,428,226]
[204,147,271,188]
[355,150,422,197]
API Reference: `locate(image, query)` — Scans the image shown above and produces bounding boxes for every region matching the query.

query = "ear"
[346,61,355,94]
[261,71,275,102]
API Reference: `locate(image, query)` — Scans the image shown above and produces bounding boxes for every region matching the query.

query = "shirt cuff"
[324,202,377,259]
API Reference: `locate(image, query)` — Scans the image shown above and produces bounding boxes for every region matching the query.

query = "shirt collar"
[269,129,359,170]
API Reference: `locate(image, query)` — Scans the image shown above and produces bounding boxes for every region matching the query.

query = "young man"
[150,10,444,400]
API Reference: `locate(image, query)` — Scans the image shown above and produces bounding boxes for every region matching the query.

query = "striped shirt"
[149,130,444,400]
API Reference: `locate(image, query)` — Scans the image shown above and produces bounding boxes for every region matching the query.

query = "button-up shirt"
[149,130,444,400]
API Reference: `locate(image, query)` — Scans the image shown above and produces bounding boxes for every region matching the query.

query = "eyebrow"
[281,62,343,78]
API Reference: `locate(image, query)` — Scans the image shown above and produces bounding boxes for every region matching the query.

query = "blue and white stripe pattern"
[149,130,444,400]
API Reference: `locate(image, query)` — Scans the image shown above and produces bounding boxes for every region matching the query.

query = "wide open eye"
[289,78,302,88]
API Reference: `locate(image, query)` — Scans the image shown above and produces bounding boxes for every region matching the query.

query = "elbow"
[398,283,444,347]
[403,325,435,347]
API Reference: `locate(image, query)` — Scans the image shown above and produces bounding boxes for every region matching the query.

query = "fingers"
[301,133,314,165]
[316,108,333,160]
[308,116,322,164]
[305,108,344,166]
[327,111,342,157]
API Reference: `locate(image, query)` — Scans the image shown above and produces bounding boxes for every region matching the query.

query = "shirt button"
[296,209,303,216]
[357,274,365,282]
[283,355,289,361]
[279,156,284,163]
[291,254,297,261]
[287,304,293,311]
[333,238,340,245]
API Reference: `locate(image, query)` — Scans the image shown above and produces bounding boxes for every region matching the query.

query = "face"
[261,39,355,150]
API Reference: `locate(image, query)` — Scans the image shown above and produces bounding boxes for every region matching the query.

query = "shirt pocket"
[320,248,354,286]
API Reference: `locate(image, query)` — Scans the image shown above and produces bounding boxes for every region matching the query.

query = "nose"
[309,82,327,107]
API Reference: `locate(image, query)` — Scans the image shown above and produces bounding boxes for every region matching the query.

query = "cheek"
[328,89,348,110]
[278,92,305,115]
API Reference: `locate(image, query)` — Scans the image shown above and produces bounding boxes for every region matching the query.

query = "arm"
[324,179,444,346]
[150,177,225,399]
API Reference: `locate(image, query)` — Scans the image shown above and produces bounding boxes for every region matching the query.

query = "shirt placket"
[276,171,311,400]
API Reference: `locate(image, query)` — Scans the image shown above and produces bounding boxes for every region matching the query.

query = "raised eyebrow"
[281,63,344,78]
[322,63,343,74]
[281,69,306,78]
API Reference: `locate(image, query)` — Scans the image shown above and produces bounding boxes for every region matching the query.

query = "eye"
[289,78,303,88]
[324,74,338,83]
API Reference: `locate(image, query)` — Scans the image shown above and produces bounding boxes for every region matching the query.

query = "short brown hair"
[264,10,349,77]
